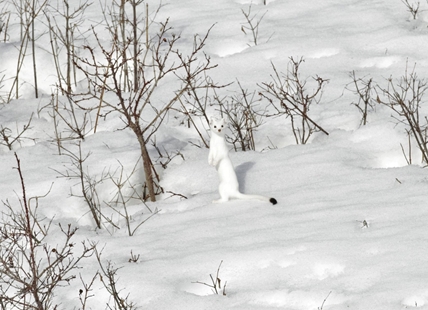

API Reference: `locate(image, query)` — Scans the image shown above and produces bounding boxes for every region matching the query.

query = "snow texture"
[1,0,428,309]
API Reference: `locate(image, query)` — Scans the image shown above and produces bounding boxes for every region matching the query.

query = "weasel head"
[209,117,227,136]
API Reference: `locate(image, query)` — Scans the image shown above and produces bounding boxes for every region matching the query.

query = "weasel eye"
[214,125,217,128]
[221,125,223,128]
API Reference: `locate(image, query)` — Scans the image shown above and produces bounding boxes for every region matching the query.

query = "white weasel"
[208,117,277,205]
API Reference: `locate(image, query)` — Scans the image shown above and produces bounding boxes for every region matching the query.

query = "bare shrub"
[377,63,428,165]
[54,142,159,233]
[215,81,266,151]
[259,57,329,144]
[105,159,160,236]
[128,250,140,263]
[0,153,95,309]
[53,141,107,229]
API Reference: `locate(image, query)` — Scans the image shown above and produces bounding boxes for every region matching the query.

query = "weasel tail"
[208,117,277,205]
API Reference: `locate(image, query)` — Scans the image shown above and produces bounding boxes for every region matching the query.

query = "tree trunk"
[137,133,156,202]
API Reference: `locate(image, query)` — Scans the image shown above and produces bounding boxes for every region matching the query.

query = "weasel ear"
[210,117,214,125]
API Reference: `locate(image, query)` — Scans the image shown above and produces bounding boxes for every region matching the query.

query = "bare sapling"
[74,13,218,201]
[0,153,95,309]
[259,57,329,144]
[377,63,428,165]
[346,71,376,126]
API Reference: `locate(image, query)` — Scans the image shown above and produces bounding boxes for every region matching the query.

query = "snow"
[1,0,428,309]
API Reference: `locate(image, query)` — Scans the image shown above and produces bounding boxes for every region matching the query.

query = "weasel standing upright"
[208,117,277,205]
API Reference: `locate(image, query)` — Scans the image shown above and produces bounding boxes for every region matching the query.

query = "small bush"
[259,57,329,144]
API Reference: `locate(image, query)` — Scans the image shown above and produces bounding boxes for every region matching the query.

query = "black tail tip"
[270,198,277,205]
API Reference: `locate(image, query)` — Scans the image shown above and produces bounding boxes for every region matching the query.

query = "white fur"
[208,117,277,204]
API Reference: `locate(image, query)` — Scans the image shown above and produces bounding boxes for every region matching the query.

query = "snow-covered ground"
[2,0,428,309]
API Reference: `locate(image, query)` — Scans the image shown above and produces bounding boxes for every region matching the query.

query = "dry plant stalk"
[241,3,269,46]
[0,113,34,150]
[45,0,91,94]
[95,248,138,309]
[347,71,376,126]
[193,260,227,296]
[401,0,420,19]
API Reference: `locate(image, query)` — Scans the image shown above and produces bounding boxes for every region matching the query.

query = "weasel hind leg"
[213,190,230,203]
